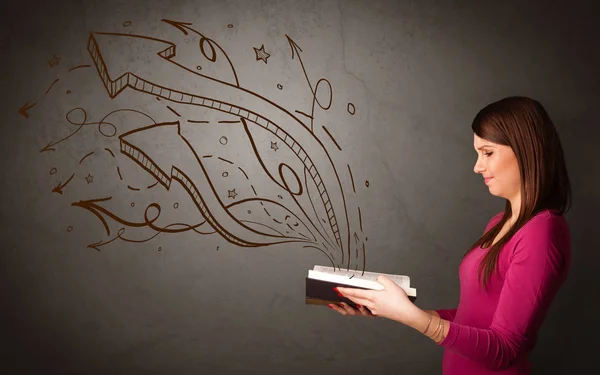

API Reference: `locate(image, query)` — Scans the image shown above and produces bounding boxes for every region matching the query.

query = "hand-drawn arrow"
[18,102,36,118]
[285,34,333,132]
[119,121,311,248]
[52,173,75,195]
[286,35,314,95]
[87,31,352,268]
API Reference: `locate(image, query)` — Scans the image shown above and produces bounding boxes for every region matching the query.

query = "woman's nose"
[473,159,484,174]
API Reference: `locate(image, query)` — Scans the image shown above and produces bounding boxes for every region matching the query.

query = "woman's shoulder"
[514,209,570,248]
[523,208,568,231]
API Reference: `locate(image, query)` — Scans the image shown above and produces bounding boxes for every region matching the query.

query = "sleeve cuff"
[436,321,458,348]
[435,309,456,321]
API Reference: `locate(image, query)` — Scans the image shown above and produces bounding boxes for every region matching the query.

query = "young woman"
[332,96,572,374]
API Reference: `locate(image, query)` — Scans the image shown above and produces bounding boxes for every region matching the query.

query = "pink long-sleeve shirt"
[435,209,571,374]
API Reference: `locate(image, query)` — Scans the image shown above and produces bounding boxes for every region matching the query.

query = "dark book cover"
[305,277,416,310]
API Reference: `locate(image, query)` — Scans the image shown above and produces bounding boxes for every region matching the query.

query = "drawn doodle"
[47,54,60,67]
[286,35,333,133]
[45,79,60,95]
[322,126,341,151]
[347,103,356,115]
[18,102,36,118]
[52,173,75,195]
[253,44,270,64]
[28,19,369,272]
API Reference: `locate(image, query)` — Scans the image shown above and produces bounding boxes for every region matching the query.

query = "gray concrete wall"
[1,0,598,374]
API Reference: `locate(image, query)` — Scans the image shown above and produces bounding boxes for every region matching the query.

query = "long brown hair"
[464,96,571,288]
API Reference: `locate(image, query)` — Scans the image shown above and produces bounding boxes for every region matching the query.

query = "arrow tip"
[161,19,193,35]
[285,34,302,59]
[40,141,55,153]
[87,243,102,251]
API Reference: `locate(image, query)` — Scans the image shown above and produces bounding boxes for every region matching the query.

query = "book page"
[312,265,411,289]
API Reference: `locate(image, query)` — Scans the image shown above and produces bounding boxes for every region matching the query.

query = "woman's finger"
[328,303,348,315]
[339,302,359,315]
[356,305,374,317]
[340,294,373,308]
[336,287,373,300]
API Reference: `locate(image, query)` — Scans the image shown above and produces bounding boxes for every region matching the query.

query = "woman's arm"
[429,308,457,321]
[408,216,569,370]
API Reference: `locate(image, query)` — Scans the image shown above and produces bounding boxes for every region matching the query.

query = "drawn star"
[270,141,279,151]
[228,189,238,199]
[253,44,270,64]
[85,173,93,184]
[47,54,61,67]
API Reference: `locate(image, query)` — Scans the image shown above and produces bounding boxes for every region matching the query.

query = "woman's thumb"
[376,274,393,287]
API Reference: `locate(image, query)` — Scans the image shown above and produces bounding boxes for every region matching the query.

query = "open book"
[305,265,417,309]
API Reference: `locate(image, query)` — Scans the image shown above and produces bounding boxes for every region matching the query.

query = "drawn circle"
[66,90,71,94]
[278,163,303,196]
[123,21,132,27]
[67,226,73,232]
[222,172,229,177]
[196,65,202,70]
[365,180,369,187]
[49,168,57,175]
[247,210,251,214]
[144,204,161,224]
[131,202,135,207]
[158,247,162,251]
[277,84,283,90]
[315,79,333,110]
[66,108,87,125]
[173,202,179,209]
[200,37,217,62]
[227,24,233,28]
[219,136,228,145]
[347,103,356,115]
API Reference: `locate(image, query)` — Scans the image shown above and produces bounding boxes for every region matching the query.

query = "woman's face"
[473,134,521,202]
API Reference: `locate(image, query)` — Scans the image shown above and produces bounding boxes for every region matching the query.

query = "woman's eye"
[484,152,493,157]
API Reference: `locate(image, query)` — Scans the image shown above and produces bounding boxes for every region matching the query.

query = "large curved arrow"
[87,31,352,267]
[119,121,311,247]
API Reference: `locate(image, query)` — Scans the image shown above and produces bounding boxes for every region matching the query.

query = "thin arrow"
[18,102,36,118]
[286,35,314,95]
[285,35,333,133]
[39,124,84,153]
[52,173,75,195]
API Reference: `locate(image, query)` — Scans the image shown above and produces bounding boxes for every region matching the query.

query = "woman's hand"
[328,302,375,317]
[334,275,420,325]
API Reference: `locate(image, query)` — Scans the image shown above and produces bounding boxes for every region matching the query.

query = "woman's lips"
[484,177,493,184]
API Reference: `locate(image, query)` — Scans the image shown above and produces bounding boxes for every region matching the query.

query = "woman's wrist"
[407,309,448,343]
